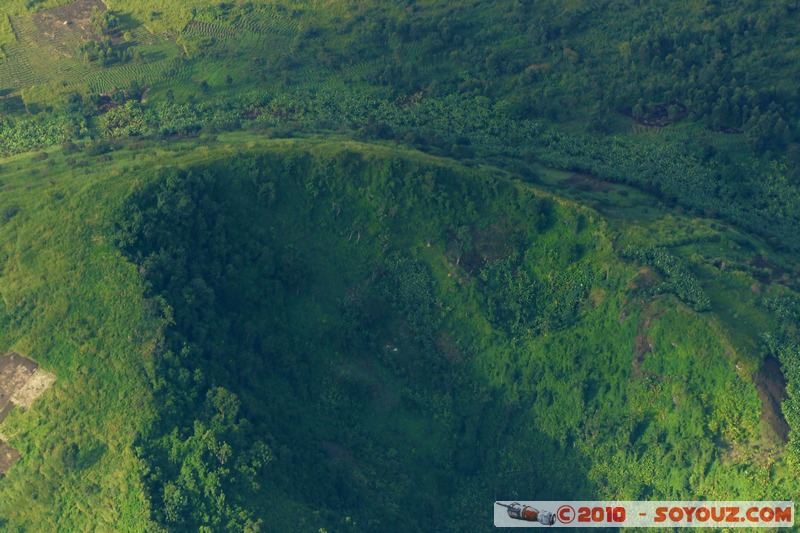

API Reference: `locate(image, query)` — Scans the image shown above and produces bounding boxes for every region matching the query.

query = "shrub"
[1,205,19,223]
[62,141,80,154]
[85,141,112,156]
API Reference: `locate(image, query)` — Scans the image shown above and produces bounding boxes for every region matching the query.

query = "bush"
[85,141,112,156]
[621,246,711,311]
[61,141,80,154]
[1,205,19,223]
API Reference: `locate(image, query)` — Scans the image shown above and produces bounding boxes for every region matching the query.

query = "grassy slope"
[0,145,158,530]
[0,133,793,529]
[0,134,287,529]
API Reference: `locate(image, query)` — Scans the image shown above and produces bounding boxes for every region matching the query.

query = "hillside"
[0,134,793,531]
[0,1,799,531]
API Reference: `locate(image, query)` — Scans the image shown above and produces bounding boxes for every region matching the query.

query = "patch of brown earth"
[0,352,56,474]
[31,0,111,55]
[12,370,56,408]
[753,356,790,442]
[630,304,666,378]
[748,255,787,285]
[36,0,106,22]
[627,266,659,290]
[589,288,606,307]
[0,440,21,475]
[631,333,653,380]
[633,334,653,360]
[0,352,38,423]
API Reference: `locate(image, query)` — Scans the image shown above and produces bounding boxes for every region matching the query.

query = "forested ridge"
[0,0,799,531]
[106,145,795,530]
[112,151,601,530]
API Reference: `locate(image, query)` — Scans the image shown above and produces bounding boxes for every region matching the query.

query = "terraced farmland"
[0,0,305,99]
[0,13,101,96]
[0,1,186,97]
[30,0,107,56]
[0,42,40,90]
[183,20,239,42]
[235,6,299,37]
[85,57,188,93]
[11,15,83,80]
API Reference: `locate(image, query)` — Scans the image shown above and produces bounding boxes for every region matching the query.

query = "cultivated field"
[31,0,108,55]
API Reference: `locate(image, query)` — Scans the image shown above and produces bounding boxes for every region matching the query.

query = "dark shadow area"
[754,355,789,442]
[115,151,597,531]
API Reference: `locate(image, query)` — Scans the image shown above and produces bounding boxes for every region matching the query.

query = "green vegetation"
[3,2,800,230]
[0,0,799,531]
[620,246,711,311]
[0,135,793,530]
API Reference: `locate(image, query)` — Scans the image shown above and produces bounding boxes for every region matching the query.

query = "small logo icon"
[496,502,556,526]
[557,504,575,524]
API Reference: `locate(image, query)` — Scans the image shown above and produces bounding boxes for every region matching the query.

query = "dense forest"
[110,148,786,530]
[112,151,599,530]
[0,0,799,531]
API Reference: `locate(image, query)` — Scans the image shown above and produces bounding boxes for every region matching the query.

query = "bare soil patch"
[631,332,653,380]
[0,352,38,423]
[753,355,790,442]
[588,288,606,307]
[0,440,21,475]
[31,0,109,55]
[633,333,653,360]
[12,370,56,408]
[627,266,659,290]
[630,304,665,379]
[0,352,56,474]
